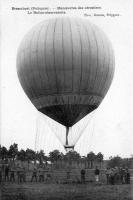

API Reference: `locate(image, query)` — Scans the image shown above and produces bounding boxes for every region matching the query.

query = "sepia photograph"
[0,0,133,199]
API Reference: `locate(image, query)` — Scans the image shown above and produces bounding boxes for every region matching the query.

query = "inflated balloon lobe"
[17,17,115,127]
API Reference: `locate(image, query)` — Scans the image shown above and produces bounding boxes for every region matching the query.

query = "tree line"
[0,143,133,169]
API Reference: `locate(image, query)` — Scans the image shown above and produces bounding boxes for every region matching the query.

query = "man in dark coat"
[4,165,9,181]
[81,168,86,183]
[94,166,100,183]
[31,168,37,182]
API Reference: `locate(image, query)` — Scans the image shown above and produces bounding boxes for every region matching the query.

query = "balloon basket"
[64,145,74,152]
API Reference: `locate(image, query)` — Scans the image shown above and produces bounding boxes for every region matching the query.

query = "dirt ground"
[1,182,133,200]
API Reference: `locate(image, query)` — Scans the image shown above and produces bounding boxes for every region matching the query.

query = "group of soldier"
[0,165,51,183]
[80,166,131,185]
[105,167,130,185]
[0,164,131,185]
[80,166,100,184]
[1,165,26,183]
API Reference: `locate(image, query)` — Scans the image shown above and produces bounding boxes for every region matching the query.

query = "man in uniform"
[94,166,100,183]
[0,166,2,184]
[4,164,9,182]
[81,168,86,183]
[31,167,37,182]
[10,169,15,182]
[38,168,44,182]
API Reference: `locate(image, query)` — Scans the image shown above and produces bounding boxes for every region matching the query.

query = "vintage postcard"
[0,0,133,199]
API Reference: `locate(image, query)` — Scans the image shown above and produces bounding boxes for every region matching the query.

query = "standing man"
[10,169,15,182]
[125,167,130,184]
[110,168,115,185]
[16,167,21,183]
[0,167,2,184]
[121,167,126,184]
[20,168,26,183]
[94,166,100,183]
[66,166,71,182]
[31,167,37,182]
[81,168,86,183]
[38,169,44,182]
[4,164,9,182]
[105,167,110,184]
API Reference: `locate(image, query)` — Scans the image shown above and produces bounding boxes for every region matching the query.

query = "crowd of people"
[1,164,26,183]
[80,166,130,185]
[0,164,52,184]
[0,164,131,185]
[105,167,130,185]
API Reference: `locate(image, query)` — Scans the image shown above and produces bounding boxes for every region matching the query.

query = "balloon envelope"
[17,17,115,127]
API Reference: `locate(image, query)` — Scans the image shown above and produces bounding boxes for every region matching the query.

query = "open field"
[1,183,133,200]
[1,168,133,199]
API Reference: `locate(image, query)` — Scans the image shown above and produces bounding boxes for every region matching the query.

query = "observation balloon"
[17,17,115,150]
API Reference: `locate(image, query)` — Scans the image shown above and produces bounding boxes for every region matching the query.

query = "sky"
[1,0,133,159]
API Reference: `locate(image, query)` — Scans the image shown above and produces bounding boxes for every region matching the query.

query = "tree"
[81,156,88,168]
[17,149,26,162]
[8,143,18,161]
[25,148,35,168]
[64,151,81,167]
[128,157,133,169]
[65,151,80,161]
[108,156,122,168]
[0,145,2,159]
[49,150,62,163]
[36,150,47,165]
[87,152,96,169]
[96,152,104,168]
[0,146,8,160]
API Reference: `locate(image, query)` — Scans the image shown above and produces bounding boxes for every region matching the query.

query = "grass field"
[1,182,133,200]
